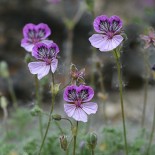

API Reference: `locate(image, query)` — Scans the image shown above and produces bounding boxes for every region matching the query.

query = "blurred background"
[0,0,155,124]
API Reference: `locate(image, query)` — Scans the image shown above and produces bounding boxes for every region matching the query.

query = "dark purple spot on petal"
[67,89,77,101]
[78,89,89,101]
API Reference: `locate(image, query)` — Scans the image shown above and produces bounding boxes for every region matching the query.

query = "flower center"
[107,31,114,39]
[75,100,82,107]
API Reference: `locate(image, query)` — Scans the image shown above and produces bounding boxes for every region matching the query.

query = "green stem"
[66,136,73,155]
[8,78,17,109]
[35,75,43,140]
[73,121,79,155]
[141,52,150,127]
[91,149,94,155]
[98,66,107,123]
[38,73,55,155]
[146,103,155,155]
[54,121,64,134]
[113,50,128,155]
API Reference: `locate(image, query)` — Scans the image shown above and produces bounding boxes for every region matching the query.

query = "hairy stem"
[113,50,128,155]
[73,121,79,155]
[38,73,55,155]
[141,52,150,127]
[35,75,43,140]
[8,78,17,109]
[146,103,155,155]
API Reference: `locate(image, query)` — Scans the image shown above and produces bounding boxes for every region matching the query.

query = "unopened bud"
[51,83,61,95]
[87,132,97,149]
[30,105,42,116]
[60,135,68,151]
[0,61,9,78]
[0,96,8,109]
[24,54,33,64]
[52,114,62,121]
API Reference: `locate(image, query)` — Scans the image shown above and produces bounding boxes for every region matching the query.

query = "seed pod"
[60,135,68,151]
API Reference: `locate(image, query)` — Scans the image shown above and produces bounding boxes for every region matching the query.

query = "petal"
[51,59,58,73]
[23,23,36,38]
[28,62,50,80]
[48,42,60,55]
[32,43,48,59]
[89,34,106,49]
[64,104,76,117]
[99,35,123,51]
[72,108,88,122]
[109,15,123,32]
[81,102,98,115]
[93,15,110,33]
[41,39,53,45]
[63,85,78,102]
[36,23,51,39]
[21,38,34,52]
[77,85,94,102]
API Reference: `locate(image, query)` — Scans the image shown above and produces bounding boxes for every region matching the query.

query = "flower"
[28,42,59,79]
[21,23,52,52]
[89,15,123,52]
[63,85,98,122]
[70,64,85,84]
[140,28,155,49]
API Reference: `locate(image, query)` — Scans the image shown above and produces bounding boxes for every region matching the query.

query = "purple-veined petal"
[109,15,123,32]
[81,102,98,115]
[36,23,51,39]
[23,23,36,39]
[41,39,53,45]
[21,38,34,52]
[99,35,123,51]
[93,15,110,33]
[63,85,78,102]
[89,34,106,49]
[64,103,76,117]
[48,42,60,55]
[77,85,94,102]
[51,59,58,73]
[28,62,50,80]
[32,43,48,59]
[89,34,123,52]
[72,107,88,122]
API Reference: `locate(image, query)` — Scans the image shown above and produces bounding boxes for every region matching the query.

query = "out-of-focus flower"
[140,28,155,49]
[21,23,52,52]
[70,64,85,85]
[47,0,61,4]
[89,15,123,52]
[63,85,98,122]
[28,42,59,79]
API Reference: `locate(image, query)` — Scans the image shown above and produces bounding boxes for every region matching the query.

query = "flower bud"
[87,132,97,150]
[30,105,42,116]
[24,54,33,64]
[51,83,61,95]
[52,114,62,121]
[0,96,8,109]
[60,135,68,151]
[0,61,9,78]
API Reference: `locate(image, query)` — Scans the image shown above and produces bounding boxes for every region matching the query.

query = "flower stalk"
[35,75,43,140]
[146,103,155,155]
[38,73,55,155]
[113,49,128,155]
[72,121,79,155]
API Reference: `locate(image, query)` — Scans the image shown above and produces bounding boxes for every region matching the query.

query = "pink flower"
[89,15,123,52]
[21,23,52,52]
[28,42,59,79]
[63,85,98,122]
[140,28,155,49]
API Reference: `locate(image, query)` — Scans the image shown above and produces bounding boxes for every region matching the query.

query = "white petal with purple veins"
[28,62,50,79]
[64,104,76,117]
[82,102,98,115]
[72,108,88,122]
[51,59,58,73]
